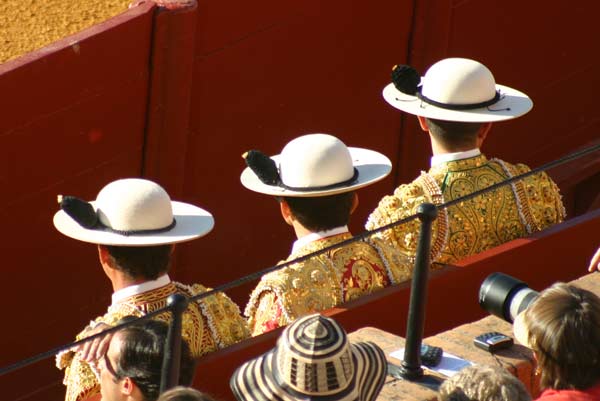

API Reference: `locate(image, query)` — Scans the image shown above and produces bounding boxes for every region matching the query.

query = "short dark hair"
[157,386,218,401]
[113,319,196,401]
[104,245,172,280]
[524,283,600,390]
[425,118,481,150]
[283,192,355,232]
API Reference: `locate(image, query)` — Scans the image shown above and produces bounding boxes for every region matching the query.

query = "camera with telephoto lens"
[478,272,540,323]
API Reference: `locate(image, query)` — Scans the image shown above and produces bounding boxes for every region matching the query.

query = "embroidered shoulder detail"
[245,257,339,327]
[416,171,449,262]
[492,158,535,234]
[363,237,413,285]
[176,282,249,349]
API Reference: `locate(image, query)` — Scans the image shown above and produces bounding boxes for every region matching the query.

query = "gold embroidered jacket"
[366,154,565,264]
[57,281,249,401]
[245,232,412,336]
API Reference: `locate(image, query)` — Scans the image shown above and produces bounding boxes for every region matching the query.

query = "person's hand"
[588,247,600,272]
[75,323,113,362]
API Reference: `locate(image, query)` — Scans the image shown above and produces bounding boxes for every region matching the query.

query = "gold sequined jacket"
[366,154,566,264]
[245,232,413,336]
[56,281,249,401]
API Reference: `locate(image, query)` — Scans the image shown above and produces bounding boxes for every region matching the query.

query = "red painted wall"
[0,4,155,400]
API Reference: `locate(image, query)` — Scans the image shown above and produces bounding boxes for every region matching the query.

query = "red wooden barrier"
[0,4,156,401]
[192,209,600,401]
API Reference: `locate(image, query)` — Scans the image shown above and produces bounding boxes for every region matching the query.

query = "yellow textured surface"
[0,0,133,64]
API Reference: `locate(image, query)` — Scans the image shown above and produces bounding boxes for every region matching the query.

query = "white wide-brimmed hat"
[230,314,387,401]
[53,178,214,246]
[240,134,392,197]
[383,58,533,122]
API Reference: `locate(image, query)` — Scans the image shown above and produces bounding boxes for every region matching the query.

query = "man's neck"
[430,148,481,168]
[430,141,477,156]
[110,274,149,293]
[111,274,171,305]
[291,226,350,254]
[292,221,313,239]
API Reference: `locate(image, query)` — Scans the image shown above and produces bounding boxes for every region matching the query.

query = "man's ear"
[279,199,294,226]
[476,122,492,147]
[417,116,429,132]
[350,193,359,215]
[98,245,111,266]
[120,377,135,396]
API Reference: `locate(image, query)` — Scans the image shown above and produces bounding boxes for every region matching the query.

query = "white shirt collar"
[111,274,171,305]
[291,226,349,254]
[430,148,481,168]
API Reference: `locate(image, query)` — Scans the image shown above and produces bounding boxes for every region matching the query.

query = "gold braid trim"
[416,171,449,262]
[492,158,536,234]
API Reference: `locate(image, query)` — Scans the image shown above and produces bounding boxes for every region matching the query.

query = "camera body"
[478,273,539,323]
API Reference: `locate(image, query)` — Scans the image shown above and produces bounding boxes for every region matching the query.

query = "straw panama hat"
[383,57,533,122]
[240,133,392,197]
[230,314,387,401]
[53,178,214,246]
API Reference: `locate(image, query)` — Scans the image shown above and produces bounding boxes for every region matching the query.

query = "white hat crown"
[422,58,497,105]
[279,134,355,189]
[95,179,174,232]
[53,178,214,246]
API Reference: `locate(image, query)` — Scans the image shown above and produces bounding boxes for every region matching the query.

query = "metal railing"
[1,142,599,395]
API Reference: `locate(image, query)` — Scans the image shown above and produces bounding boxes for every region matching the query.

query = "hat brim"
[230,342,386,401]
[382,83,533,122]
[240,147,392,197]
[53,201,214,246]
[513,311,531,348]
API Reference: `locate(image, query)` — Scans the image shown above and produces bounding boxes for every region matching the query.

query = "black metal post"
[400,203,438,380]
[159,293,189,393]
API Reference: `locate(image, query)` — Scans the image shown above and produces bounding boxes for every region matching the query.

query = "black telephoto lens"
[479,273,539,323]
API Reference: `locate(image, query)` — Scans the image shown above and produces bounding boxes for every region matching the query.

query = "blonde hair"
[438,365,530,401]
[157,386,218,401]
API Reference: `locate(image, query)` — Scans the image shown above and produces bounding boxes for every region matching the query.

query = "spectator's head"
[438,365,531,401]
[156,386,217,401]
[230,314,386,401]
[241,134,391,233]
[514,283,600,390]
[99,319,196,401]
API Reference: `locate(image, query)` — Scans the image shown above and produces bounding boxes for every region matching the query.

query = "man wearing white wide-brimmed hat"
[366,58,565,265]
[241,133,412,336]
[54,178,250,401]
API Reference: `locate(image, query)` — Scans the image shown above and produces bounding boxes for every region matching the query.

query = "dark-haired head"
[423,117,483,151]
[281,192,356,232]
[99,245,173,281]
[100,319,196,401]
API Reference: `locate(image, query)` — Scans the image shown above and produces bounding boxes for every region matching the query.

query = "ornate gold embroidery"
[60,282,249,401]
[245,233,410,336]
[367,154,565,265]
